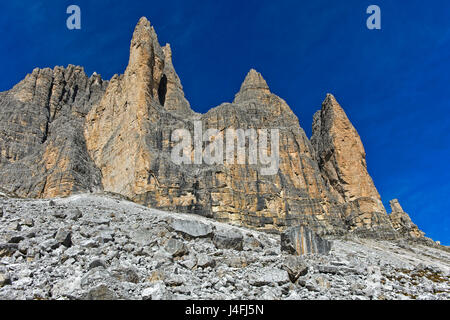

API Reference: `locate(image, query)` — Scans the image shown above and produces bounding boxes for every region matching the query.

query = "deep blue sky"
[1,0,449,244]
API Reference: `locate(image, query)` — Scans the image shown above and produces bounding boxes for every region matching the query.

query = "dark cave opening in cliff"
[158,74,167,106]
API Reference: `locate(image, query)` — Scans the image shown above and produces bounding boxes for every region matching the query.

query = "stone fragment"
[68,208,83,220]
[142,281,169,300]
[88,259,107,270]
[317,265,340,275]
[179,257,197,270]
[55,228,72,247]
[250,268,290,287]
[20,218,34,227]
[282,256,309,283]
[40,239,60,251]
[213,229,244,251]
[8,235,25,244]
[196,254,216,268]
[0,272,11,287]
[86,284,117,300]
[171,219,213,239]
[111,267,140,284]
[164,238,188,257]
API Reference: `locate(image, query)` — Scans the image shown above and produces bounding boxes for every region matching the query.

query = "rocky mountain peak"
[125,17,165,103]
[234,69,271,103]
[312,94,383,207]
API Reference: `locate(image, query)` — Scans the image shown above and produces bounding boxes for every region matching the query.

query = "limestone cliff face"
[0,17,427,240]
[84,18,344,234]
[194,70,346,234]
[311,94,397,238]
[0,65,106,198]
[85,17,197,211]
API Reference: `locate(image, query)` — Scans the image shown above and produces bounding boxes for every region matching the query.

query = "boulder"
[282,256,309,283]
[55,228,72,247]
[142,281,169,300]
[164,238,188,257]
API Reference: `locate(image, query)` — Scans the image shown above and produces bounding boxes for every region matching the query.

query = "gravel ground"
[0,193,449,300]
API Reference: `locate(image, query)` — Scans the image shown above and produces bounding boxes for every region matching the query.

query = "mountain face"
[0,65,106,198]
[0,17,429,241]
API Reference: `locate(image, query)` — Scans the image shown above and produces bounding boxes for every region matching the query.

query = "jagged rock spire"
[234,69,271,103]
[311,93,385,211]
[125,17,165,104]
[161,43,193,115]
[389,199,404,213]
[389,199,425,238]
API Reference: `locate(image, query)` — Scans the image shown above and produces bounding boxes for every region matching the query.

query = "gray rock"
[40,239,60,251]
[213,229,244,251]
[171,219,213,239]
[0,272,11,287]
[20,218,34,227]
[86,284,118,300]
[88,259,107,270]
[64,246,83,258]
[0,192,448,300]
[224,255,248,268]
[8,234,25,244]
[164,238,188,257]
[282,256,308,283]
[196,254,216,268]
[317,265,340,275]
[53,212,67,219]
[179,258,197,270]
[80,239,98,248]
[96,230,114,243]
[142,281,169,300]
[250,268,290,287]
[68,208,83,220]
[111,267,140,284]
[244,235,264,251]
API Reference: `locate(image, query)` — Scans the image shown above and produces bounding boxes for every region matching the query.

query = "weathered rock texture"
[0,17,428,241]
[311,94,398,239]
[0,65,106,198]
[281,225,332,256]
[388,199,425,239]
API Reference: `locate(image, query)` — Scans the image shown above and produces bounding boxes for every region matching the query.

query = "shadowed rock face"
[0,65,107,198]
[389,199,425,239]
[281,225,332,255]
[0,17,427,240]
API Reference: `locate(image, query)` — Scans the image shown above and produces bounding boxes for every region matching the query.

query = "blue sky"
[1,0,449,244]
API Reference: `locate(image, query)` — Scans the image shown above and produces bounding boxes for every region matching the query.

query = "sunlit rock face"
[0,17,426,240]
[311,94,398,239]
